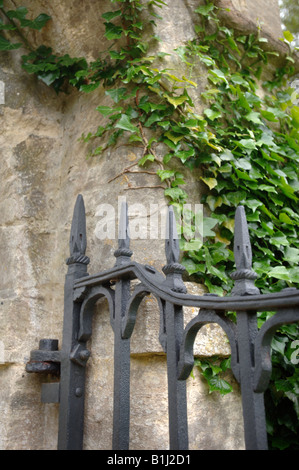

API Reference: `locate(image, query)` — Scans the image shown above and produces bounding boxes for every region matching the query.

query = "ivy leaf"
[0,19,16,30]
[268,266,291,281]
[208,376,233,395]
[245,111,263,125]
[209,68,228,84]
[237,138,257,150]
[204,108,222,120]
[163,93,189,108]
[0,35,21,50]
[104,22,123,40]
[102,10,122,21]
[6,8,51,30]
[164,131,185,145]
[279,212,294,225]
[195,4,215,16]
[105,87,127,103]
[176,148,195,162]
[246,199,263,212]
[284,247,299,264]
[260,109,279,122]
[201,177,217,190]
[96,105,123,116]
[203,217,218,237]
[157,169,175,181]
[271,336,288,355]
[20,13,51,30]
[138,154,155,166]
[182,258,200,274]
[235,169,256,181]
[115,114,139,133]
[165,187,187,201]
[291,106,299,128]
[282,30,295,43]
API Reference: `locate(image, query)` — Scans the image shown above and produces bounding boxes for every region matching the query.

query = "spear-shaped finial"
[230,206,259,296]
[66,194,90,266]
[114,201,133,266]
[162,206,187,293]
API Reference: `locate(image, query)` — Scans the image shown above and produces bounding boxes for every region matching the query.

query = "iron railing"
[26,194,299,450]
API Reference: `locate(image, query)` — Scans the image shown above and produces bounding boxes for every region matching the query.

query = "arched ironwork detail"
[254,306,299,392]
[177,309,239,381]
[78,285,115,342]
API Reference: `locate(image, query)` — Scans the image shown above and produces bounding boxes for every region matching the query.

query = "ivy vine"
[1,0,299,450]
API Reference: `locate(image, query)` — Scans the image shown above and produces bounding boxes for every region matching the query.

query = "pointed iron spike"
[69,194,87,257]
[165,206,180,265]
[233,205,252,271]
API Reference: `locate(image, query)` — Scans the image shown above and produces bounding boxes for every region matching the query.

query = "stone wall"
[0,0,284,450]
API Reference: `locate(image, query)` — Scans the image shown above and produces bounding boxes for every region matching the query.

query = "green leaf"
[102,10,122,21]
[105,87,127,103]
[165,187,187,201]
[138,154,155,166]
[268,266,291,281]
[235,169,256,181]
[204,108,222,120]
[0,35,21,50]
[279,212,294,225]
[96,105,122,116]
[182,258,200,274]
[104,22,123,40]
[260,109,279,122]
[6,6,27,21]
[164,131,185,145]
[245,111,263,125]
[237,139,257,150]
[207,376,233,395]
[284,247,299,264]
[291,106,299,128]
[283,30,295,43]
[271,336,287,355]
[115,114,139,133]
[209,68,228,84]
[203,217,218,237]
[176,148,195,163]
[21,13,51,30]
[163,93,189,108]
[7,7,51,30]
[157,169,175,181]
[245,199,263,212]
[195,4,215,16]
[231,74,249,87]
[201,177,217,190]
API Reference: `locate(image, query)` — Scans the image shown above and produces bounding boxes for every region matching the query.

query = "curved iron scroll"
[254,306,299,393]
[177,309,239,382]
[78,285,115,342]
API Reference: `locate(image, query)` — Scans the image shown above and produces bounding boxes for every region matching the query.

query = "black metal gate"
[26,195,299,450]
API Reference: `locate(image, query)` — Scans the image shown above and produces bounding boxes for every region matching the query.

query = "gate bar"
[58,195,90,450]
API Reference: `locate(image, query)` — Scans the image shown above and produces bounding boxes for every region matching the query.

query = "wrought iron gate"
[26,195,299,450]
